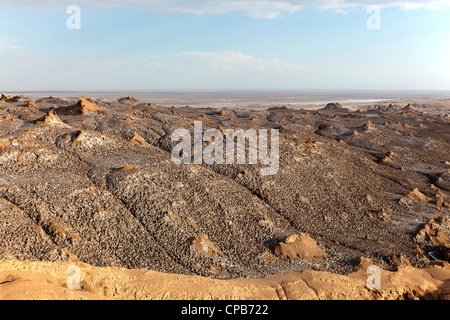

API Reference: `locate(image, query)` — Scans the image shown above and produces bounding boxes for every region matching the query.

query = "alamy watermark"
[366,265,381,290]
[171,121,279,176]
[367,6,381,30]
[66,265,81,289]
[66,5,81,30]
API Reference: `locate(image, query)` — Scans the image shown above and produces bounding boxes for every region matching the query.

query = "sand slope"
[0,260,448,300]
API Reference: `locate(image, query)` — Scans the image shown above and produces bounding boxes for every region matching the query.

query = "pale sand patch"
[0,260,448,300]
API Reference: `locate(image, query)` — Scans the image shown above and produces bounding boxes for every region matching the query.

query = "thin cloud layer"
[3,0,450,17]
[0,49,308,89]
[0,38,21,44]
[173,51,306,72]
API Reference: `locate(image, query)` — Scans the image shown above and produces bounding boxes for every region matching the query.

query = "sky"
[0,0,449,91]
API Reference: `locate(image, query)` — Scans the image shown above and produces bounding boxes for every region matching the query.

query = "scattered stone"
[0,139,8,151]
[1,113,16,121]
[402,188,433,203]
[123,96,139,102]
[353,256,374,270]
[191,235,223,257]
[402,104,415,112]
[256,188,270,201]
[362,121,376,131]
[186,217,197,229]
[376,207,391,223]
[116,164,137,172]
[261,251,278,262]
[413,217,449,247]
[387,253,411,267]
[35,109,69,127]
[129,132,150,147]
[0,92,12,101]
[322,102,348,111]
[66,97,102,115]
[273,233,327,263]
[348,129,361,136]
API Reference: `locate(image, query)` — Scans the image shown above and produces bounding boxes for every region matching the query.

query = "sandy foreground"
[0,259,448,300]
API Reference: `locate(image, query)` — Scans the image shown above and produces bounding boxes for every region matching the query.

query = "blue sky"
[1,0,449,90]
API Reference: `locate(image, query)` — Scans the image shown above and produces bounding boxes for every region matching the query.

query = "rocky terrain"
[0,94,449,299]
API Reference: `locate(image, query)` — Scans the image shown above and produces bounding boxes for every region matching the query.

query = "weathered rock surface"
[0,96,449,280]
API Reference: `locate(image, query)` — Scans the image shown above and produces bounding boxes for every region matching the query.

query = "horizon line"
[3,89,450,93]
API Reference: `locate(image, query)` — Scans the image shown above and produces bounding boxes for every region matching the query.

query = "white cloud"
[425,3,446,9]
[2,47,449,90]
[0,49,307,89]
[2,1,449,18]
[0,39,24,50]
[0,38,21,44]
[146,51,306,74]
